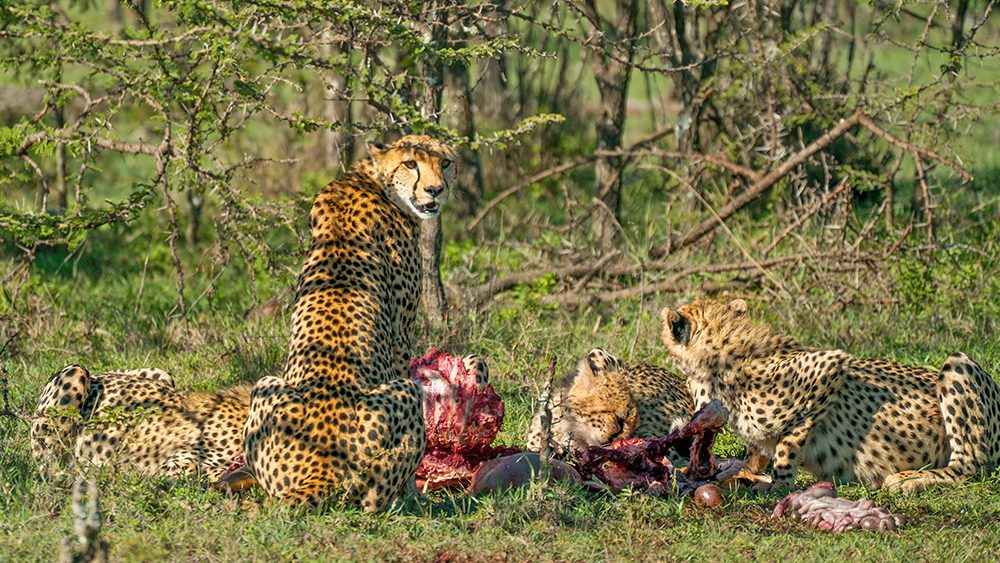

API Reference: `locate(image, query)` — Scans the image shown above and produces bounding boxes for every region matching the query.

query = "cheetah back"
[30,365,251,480]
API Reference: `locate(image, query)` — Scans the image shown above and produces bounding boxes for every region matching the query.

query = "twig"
[856,113,972,183]
[540,279,749,308]
[647,110,973,259]
[650,110,869,258]
[912,153,934,245]
[467,125,677,232]
[763,180,852,257]
[538,354,558,475]
[467,156,595,231]
[470,250,874,307]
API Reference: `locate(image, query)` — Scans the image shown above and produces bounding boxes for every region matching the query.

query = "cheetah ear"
[367,140,388,164]
[661,308,690,346]
[728,299,748,317]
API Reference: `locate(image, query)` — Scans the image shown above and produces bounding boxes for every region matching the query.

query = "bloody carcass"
[410,349,520,490]
[576,400,752,494]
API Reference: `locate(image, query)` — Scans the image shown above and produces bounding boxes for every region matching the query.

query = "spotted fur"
[242,135,456,512]
[30,365,251,479]
[660,299,1000,493]
[526,348,694,455]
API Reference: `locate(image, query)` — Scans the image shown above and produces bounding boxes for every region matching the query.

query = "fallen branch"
[540,279,750,308]
[650,111,869,258]
[763,179,852,257]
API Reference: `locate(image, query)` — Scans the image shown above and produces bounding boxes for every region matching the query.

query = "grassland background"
[3,1,1000,562]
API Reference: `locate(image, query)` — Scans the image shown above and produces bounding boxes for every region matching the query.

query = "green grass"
[3,215,1000,562]
[3,3,1000,560]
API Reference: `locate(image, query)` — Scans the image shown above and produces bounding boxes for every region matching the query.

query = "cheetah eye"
[403,160,417,169]
[440,159,451,169]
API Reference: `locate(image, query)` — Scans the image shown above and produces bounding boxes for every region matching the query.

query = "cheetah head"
[553,349,639,451]
[660,298,750,379]
[367,135,456,220]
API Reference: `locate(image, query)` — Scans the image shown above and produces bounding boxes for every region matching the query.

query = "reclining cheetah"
[526,348,694,455]
[30,365,251,480]
[660,298,1000,493]
[242,135,456,512]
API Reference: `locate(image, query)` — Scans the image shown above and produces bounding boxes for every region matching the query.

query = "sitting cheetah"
[30,365,251,480]
[242,135,456,512]
[526,348,694,455]
[660,298,1000,493]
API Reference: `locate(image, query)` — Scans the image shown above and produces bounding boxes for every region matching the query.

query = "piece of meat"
[410,349,520,490]
[470,452,581,495]
[577,400,729,493]
[772,482,908,532]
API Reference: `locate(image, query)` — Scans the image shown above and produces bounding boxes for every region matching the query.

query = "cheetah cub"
[526,348,694,455]
[660,298,1000,494]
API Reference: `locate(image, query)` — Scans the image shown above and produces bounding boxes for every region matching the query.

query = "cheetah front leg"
[884,353,1000,494]
[753,417,816,492]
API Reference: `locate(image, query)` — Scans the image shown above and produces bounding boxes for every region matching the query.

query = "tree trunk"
[447,62,484,217]
[420,0,449,329]
[55,105,68,211]
[585,0,638,251]
[323,42,353,171]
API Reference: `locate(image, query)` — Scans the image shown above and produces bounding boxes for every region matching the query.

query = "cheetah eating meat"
[526,348,694,457]
[660,298,1000,494]
[577,399,761,494]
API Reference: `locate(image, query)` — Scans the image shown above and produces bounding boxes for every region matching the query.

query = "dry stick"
[467,156,595,231]
[649,110,868,258]
[538,354,558,476]
[884,221,914,259]
[763,179,852,258]
[912,153,934,245]
[541,279,749,308]
[672,168,789,297]
[857,114,972,182]
[470,250,871,306]
[0,333,25,422]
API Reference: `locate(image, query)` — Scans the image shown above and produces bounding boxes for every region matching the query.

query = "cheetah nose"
[425,185,445,197]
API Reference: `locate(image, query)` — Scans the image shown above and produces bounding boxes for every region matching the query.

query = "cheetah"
[526,348,694,455]
[660,298,1000,494]
[242,135,456,512]
[30,365,251,480]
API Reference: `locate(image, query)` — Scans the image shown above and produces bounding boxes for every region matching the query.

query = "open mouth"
[414,200,440,215]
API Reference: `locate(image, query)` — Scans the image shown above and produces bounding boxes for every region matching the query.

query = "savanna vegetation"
[1,0,1000,561]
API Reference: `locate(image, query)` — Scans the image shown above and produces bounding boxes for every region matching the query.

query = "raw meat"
[410,349,520,490]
